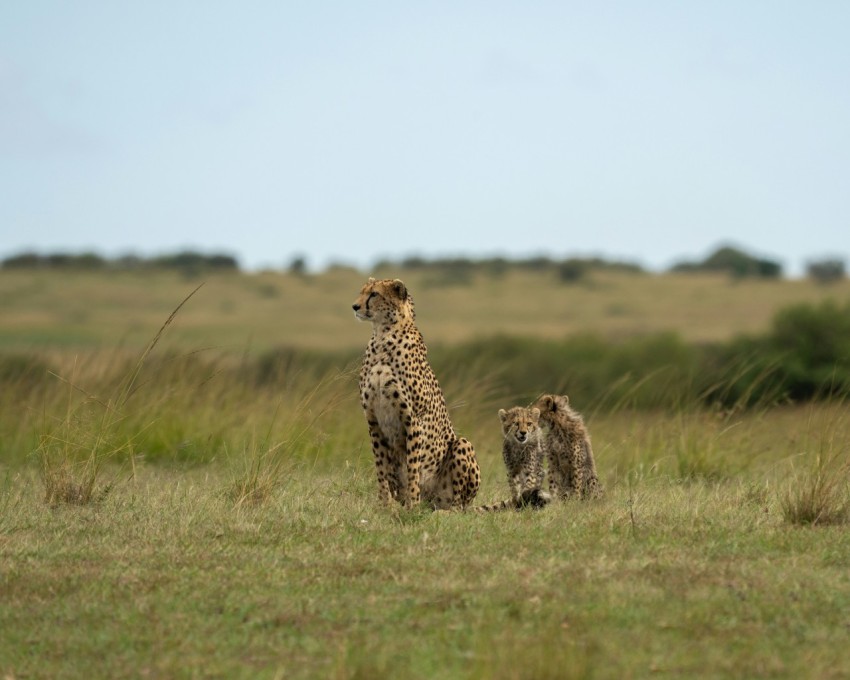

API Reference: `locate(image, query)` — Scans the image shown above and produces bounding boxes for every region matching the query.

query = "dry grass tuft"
[226,442,291,508]
[779,404,850,526]
[40,455,112,506]
[780,452,850,526]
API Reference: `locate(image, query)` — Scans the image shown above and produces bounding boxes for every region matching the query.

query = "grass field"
[4,459,850,679]
[2,268,850,678]
[3,267,850,351]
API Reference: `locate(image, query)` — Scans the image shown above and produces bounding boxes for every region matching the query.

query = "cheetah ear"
[391,279,407,300]
[498,409,507,422]
[367,277,376,285]
[551,395,570,413]
[541,395,556,412]
[530,407,540,421]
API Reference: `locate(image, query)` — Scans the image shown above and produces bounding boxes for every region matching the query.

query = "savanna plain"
[2,266,850,679]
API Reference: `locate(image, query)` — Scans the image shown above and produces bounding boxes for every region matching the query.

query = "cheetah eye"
[368,291,378,299]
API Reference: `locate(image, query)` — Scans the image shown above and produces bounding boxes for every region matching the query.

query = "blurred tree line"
[3,246,846,284]
[1,250,239,274]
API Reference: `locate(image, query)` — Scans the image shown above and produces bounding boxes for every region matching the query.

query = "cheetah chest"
[365,363,409,453]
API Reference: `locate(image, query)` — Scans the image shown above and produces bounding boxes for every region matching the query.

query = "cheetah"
[533,394,602,500]
[353,278,480,509]
[496,406,551,508]
[472,407,551,512]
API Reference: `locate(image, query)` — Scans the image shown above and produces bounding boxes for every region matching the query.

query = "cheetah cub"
[498,406,551,508]
[533,394,602,500]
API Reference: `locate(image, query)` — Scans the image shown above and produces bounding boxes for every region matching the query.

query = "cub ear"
[391,279,407,299]
[539,395,556,412]
[530,407,540,420]
[550,395,570,413]
[498,409,507,422]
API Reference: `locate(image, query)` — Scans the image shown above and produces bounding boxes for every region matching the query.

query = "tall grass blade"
[37,285,204,506]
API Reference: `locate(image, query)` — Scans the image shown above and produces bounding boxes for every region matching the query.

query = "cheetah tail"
[471,498,518,513]
[471,488,552,513]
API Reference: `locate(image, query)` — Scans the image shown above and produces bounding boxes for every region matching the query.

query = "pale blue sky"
[2,2,848,274]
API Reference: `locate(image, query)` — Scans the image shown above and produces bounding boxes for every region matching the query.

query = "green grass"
[3,268,850,677]
[3,397,850,678]
[3,460,850,679]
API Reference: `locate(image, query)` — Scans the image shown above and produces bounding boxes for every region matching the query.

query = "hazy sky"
[2,2,848,274]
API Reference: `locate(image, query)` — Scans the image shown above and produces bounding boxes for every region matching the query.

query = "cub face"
[499,406,541,444]
[352,277,408,324]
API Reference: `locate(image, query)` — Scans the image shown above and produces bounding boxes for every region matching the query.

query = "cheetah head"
[499,406,541,444]
[352,277,415,324]
[534,394,572,424]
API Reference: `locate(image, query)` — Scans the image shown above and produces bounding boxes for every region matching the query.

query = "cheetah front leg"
[365,368,424,507]
[377,377,424,508]
[402,422,425,507]
[523,450,545,495]
[568,442,584,499]
[367,420,422,507]
[548,452,574,500]
[580,441,601,499]
[365,417,398,505]
[510,466,535,504]
[445,437,480,510]
[508,470,523,505]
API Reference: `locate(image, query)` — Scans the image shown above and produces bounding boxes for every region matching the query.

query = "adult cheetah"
[353,278,480,509]
[533,394,602,500]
